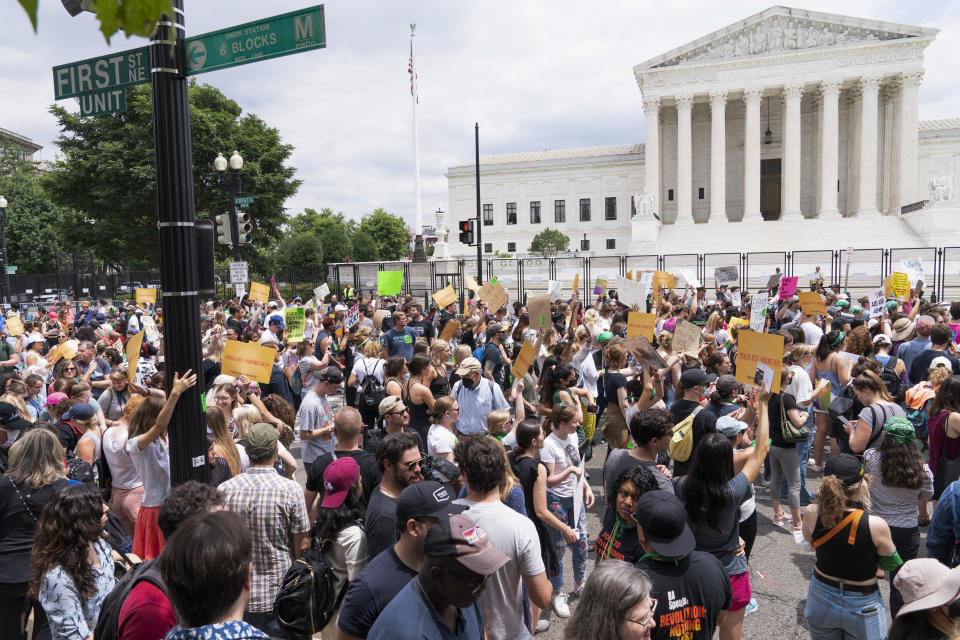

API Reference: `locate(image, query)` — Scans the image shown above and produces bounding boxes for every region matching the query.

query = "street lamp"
[215,150,244,260]
[0,196,9,308]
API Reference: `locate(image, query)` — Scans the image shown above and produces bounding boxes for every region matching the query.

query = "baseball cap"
[268,301,278,309]
[378,395,405,417]
[485,323,503,338]
[872,333,892,346]
[930,356,953,371]
[824,453,863,486]
[244,422,278,457]
[679,368,709,389]
[269,315,286,329]
[894,558,960,617]
[0,402,30,431]
[456,356,481,376]
[716,415,749,438]
[423,513,510,575]
[320,457,361,509]
[396,481,467,525]
[319,366,344,384]
[63,402,96,421]
[632,490,696,558]
[715,374,737,398]
[23,332,45,347]
[45,392,68,407]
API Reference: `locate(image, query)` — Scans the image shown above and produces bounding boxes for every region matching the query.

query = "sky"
[2,1,959,232]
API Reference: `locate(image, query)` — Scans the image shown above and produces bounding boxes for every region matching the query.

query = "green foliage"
[349,230,378,262]
[17,0,38,31]
[43,82,301,269]
[275,234,323,268]
[529,227,569,257]
[287,208,354,265]
[358,208,409,261]
[17,0,173,42]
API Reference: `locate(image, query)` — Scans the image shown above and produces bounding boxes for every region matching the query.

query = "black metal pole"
[0,209,9,308]
[150,0,207,485]
[474,123,482,283]
[230,171,241,261]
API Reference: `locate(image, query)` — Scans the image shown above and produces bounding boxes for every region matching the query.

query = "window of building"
[698,187,705,200]
[605,197,617,221]
[606,239,616,250]
[506,202,517,225]
[483,203,493,226]
[580,198,591,222]
[507,242,516,253]
[555,200,566,223]
[668,189,674,202]
[581,238,590,250]
[530,201,541,224]
[484,243,492,253]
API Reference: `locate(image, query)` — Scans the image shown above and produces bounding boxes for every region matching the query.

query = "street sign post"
[185,5,326,75]
[53,47,148,100]
[78,87,127,116]
[229,261,249,284]
[235,196,255,208]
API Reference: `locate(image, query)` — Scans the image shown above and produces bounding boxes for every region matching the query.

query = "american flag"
[408,41,419,104]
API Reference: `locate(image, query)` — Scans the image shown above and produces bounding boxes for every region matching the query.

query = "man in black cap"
[296,365,344,466]
[669,368,717,477]
[368,512,509,640]
[634,490,731,640]
[338,481,466,640]
[0,401,31,445]
[481,323,511,389]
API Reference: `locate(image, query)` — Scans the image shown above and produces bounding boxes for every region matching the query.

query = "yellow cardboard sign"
[136,288,157,305]
[221,339,275,384]
[249,282,270,304]
[465,276,480,292]
[125,330,144,382]
[572,273,579,294]
[626,312,655,340]
[626,269,634,281]
[5,317,24,337]
[651,271,675,301]
[510,339,537,381]
[477,280,509,313]
[735,330,785,394]
[798,291,827,317]
[527,295,552,331]
[890,272,910,299]
[432,286,458,309]
[727,317,749,330]
[439,320,460,342]
[884,276,892,299]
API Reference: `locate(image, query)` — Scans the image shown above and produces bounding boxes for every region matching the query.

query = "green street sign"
[185,5,326,75]
[235,196,255,208]
[53,47,148,100]
[6,266,16,275]
[79,88,127,117]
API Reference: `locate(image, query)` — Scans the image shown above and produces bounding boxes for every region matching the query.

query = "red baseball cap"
[321,457,360,508]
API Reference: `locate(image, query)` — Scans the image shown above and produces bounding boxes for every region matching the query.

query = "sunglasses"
[402,457,426,472]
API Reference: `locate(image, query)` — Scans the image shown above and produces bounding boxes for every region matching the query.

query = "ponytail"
[816,331,844,362]
[817,474,871,528]
[542,405,577,437]
[852,370,891,403]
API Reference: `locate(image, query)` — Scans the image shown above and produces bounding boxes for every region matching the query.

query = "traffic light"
[215,213,232,245]
[458,219,474,245]
[236,211,253,243]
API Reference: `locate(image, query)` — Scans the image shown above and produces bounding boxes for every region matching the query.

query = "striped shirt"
[864,449,934,528]
[219,466,310,612]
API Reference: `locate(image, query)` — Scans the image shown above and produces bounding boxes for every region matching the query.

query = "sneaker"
[745,598,758,615]
[535,618,551,633]
[808,460,825,472]
[569,583,585,600]
[553,592,570,618]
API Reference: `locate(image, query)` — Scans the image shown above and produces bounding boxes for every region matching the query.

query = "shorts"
[729,570,752,611]
[133,504,165,560]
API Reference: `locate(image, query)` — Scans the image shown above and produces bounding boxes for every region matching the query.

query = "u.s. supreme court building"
[445,6,960,258]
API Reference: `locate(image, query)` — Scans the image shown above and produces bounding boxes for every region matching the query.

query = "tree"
[43,82,301,269]
[358,208,409,261]
[287,208,354,265]
[275,234,323,269]
[17,0,173,42]
[529,227,569,257]
[349,230,378,262]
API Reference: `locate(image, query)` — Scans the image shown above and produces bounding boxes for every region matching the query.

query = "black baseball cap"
[0,402,30,432]
[824,453,863,486]
[318,366,344,384]
[679,368,709,389]
[633,490,696,558]
[396,481,466,525]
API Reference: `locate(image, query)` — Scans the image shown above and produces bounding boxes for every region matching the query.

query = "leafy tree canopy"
[529,227,569,257]
[358,208,409,261]
[17,0,173,42]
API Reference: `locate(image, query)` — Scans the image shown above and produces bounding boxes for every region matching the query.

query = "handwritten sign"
[221,339,276,384]
[229,261,248,284]
[624,336,669,371]
[626,312,655,341]
[284,307,305,343]
[141,316,161,345]
[735,330,785,394]
[778,276,798,300]
[344,305,361,329]
[314,283,330,301]
[477,280,509,313]
[432,286,458,309]
[249,281,270,304]
[235,283,245,299]
[715,266,739,284]
[527,295,552,331]
[438,320,460,342]
[750,293,768,332]
[377,271,404,296]
[125,330,144,382]
[678,268,701,289]
[547,280,563,301]
[798,291,827,317]
[869,288,885,318]
[672,319,701,356]
[617,277,649,309]
[890,272,910,299]
[731,291,742,308]
[593,278,606,296]
[5,317,24,337]
[510,339,537,381]
[136,288,157,305]
[651,271,675,301]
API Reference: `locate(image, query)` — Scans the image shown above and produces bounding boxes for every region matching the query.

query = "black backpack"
[93,558,166,640]
[357,361,385,416]
[877,356,907,405]
[274,540,347,636]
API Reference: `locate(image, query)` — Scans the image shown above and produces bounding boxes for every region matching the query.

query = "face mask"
[461,376,477,390]
[947,600,960,619]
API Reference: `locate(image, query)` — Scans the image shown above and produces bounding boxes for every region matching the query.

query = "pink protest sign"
[778,276,799,300]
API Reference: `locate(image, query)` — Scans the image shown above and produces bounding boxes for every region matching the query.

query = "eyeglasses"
[626,598,658,628]
[63,367,77,372]
[402,457,426,472]
[389,408,409,416]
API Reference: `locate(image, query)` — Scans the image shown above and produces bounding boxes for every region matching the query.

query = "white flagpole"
[410,24,422,235]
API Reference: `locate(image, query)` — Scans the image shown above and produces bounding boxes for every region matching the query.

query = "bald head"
[334,406,364,443]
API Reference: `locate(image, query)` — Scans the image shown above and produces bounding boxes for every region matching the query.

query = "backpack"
[291,364,304,395]
[472,345,485,361]
[93,558,166,640]
[357,360,385,416]
[669,405,703,463]
[274,541,348,636]
[877,356,907,405]
[907,398,933,440]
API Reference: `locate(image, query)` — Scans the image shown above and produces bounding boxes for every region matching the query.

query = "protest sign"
[235,283,245,299]
[5,317,24,337]
[373,309,390,331]
[898,258,924,286]
[221,339,276,384]
[623,336,669,371]
[625,269,634,281]
[735,330,785,393]
[432,286,458,309]
[465,276,480,292]
[125,330,144,382]
[651,271,675,301]
[593,278,606,296]
[731,291,742,308]
[572,273,579,295]
[284,307,305,343]
[715,266,739,284]
[136,288,157,305]
[344,305,361,329]
[756,362,775,392]
[890,272,910,299]
[626,312,655,340]
[59,339,79,361]
[547,280,563,301]
[439,320,460,342]
[477,280,509,313]
[314,283,330,300]
[617,277,648,309]
[511,339,537,381]
[798,291,827,317]
[750,293,768,332]
[777,276,798,300]
[249,281,270,304]
[229,261,248,284]
[672,319,701,356]
[142,317,161,344]
[884,276,892,299]
[527,295,552,331]
[678,268,701,289]
[728,317,749,330]
[766,273,782,290]
[869,288,885,318]
[377,271,404,296]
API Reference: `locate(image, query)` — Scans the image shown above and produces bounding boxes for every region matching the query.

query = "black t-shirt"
[595,510,641,564]
[669,399,718,477]
[0,477,70,582]
[637,551,732,640]
[338,545,417,638]
[910,349,960,385]
[364,488,399,559]
[481,343,505,387]
[604,371,628,404]
[363,427,425,456]
[306,449,382,506]
[768,392,799,448]
[406,319,435,341]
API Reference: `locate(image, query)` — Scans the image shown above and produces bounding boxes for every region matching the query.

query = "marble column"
[818,79,842,217]
[643,95,661,214]
[676,93,694,222]
[845,87,861,216]
[881,82,901,213]
[898,71,923,209]
[742,88,763,221]
[857,75,881,215]
[709,91,727,222]
[781,83,803,218]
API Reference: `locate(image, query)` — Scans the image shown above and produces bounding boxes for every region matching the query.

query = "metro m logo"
[294,15,313,40]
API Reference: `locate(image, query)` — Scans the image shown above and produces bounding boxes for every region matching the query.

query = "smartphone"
[586,404,599,415]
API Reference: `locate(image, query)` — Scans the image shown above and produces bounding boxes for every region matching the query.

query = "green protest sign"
[284,306,305,343]
[377,271,404,296]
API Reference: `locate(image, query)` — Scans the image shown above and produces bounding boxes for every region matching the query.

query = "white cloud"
[2,1,957,230]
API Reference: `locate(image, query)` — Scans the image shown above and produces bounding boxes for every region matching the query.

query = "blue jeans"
[804,574,887,640]
[545,492,588,592]
[781,410,817,505]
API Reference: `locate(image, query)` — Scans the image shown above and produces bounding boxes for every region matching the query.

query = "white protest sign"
[898,258,924,286]
[235,283,245,298]
[617,277,649,309]
[229,261,248,284]
[314,283,330,300]
[344,304,361,329]
[547,280,563,301]
[571,455,587,534]
[638,271,653,295]
[715,266,739,284]
[869,288,885,318]
[756,362,774,392]
[678,268,701,289]
[750,293,768,332]
[731,291,742,308]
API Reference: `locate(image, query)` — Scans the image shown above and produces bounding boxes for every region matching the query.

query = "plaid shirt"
[219,466,310,612]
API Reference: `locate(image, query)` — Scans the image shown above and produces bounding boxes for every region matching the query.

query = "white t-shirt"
[540,431,580,499]
[351,356,385,390]
[801,321,824,346]
[427,424,457,456]
[125,435,170,507]
[786,364,815,407]
[454,499,545,640]
[102,426,142,490]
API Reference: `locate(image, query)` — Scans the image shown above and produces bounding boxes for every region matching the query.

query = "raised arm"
[134,370,197,450]
[740,391,770,482]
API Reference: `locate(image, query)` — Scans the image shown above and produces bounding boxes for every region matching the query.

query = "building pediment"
[636,5,937,71]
